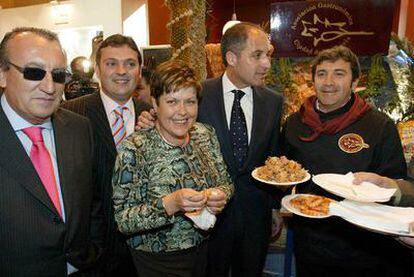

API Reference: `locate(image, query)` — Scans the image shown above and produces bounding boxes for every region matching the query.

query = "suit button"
[52,216,62,224]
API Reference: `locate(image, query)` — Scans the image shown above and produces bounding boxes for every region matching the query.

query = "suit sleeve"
[86,120,105,264]
[267,94,284,157]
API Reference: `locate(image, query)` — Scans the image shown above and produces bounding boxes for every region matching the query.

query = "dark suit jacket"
[198,76,283,241]
[0,107,103,277]
[61,93,150,266]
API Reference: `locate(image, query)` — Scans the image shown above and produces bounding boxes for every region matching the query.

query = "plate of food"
[252,156,310,186]
[281,194,334,219]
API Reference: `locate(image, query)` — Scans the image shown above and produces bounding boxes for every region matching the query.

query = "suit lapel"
[0,106,58,215]
[52,109,72,219]
[206,78,237,171]
[86,93,117,158]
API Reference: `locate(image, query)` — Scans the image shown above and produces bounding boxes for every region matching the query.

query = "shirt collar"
[1,94,53,131]
[222,71,253,97]
[100,90,134,114]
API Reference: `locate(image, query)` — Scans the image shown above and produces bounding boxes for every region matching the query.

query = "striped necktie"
[112,106,128,147]
[23,126,62,217]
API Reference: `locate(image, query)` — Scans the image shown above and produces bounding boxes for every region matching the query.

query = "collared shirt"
[100,91,136,138]
[222,71,253,143]
[1,94,77,275]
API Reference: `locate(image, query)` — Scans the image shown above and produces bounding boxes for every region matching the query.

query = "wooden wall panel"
[406,0,414,44]
[392,0,401,34]
[207,0,271,43]
[147,0,270,45]
[147,0,170,45]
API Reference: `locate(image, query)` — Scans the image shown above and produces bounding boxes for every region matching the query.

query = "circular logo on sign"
[338,133,369,153]
[290,3,374,56]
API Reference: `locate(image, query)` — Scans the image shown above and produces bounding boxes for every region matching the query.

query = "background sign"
[270,0,395,57]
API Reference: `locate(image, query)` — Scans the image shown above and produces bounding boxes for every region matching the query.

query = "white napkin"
[185,208,216,230]
[330,200,414,234]
[323,172,396,202]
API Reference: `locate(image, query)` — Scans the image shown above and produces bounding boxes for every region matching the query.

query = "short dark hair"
[141,66,153,83]
[0,27,61,70]
[221,22,267,66]
[150,59,202,104]
[311,45,361,82]
[95,34,142,66]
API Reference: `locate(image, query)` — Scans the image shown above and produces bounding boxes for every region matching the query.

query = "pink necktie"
[23,126,62,217]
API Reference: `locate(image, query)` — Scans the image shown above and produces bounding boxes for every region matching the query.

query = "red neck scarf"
[299,94,371,142]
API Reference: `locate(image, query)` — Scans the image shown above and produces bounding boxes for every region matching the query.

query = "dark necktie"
[230,90,248,169]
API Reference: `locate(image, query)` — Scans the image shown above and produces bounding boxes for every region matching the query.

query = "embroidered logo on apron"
[338,133,369,153]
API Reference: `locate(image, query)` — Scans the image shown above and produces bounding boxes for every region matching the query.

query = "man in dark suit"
[138,22,283,277]
[199,23,283,277]
[62,34,150,277]
[0,27,103,276]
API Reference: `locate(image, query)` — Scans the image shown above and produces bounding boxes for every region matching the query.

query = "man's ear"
[94,63,101,80]
[0,68,6,88]
[351,78,359,92]
[225,51,238,67]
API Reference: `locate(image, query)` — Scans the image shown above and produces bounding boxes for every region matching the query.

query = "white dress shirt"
[100,91,136,138]
[222,71,253,143]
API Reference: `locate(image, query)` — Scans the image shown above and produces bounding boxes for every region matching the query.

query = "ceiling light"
[222,0,241,34]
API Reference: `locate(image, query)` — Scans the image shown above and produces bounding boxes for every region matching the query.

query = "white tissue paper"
[330,200,414,234]
[185,208,216,230]
[313,172,396,202]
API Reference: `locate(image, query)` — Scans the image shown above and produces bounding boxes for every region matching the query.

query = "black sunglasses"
[7,61,71,84]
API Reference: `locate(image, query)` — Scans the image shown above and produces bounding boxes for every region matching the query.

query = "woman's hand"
[162,188,207,216]
[205,188,227,214]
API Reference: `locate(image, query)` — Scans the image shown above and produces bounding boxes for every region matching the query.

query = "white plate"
[341,216,414,237]
[329,201,414,237]
[283,194,414,237]
[252,168,311,186]
[312,173,392,202]
[281,194,333,219]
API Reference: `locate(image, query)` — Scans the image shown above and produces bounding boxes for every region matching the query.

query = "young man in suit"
[0,27,103,276]
[62,34,150,276]
[137,22,284,277]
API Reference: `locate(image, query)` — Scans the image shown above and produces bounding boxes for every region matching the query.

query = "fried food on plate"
[290,195,332,216]
[256,156,307,183]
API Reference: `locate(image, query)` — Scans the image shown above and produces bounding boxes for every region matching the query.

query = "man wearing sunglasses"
[0,27,104,276]
[62,34,151,277]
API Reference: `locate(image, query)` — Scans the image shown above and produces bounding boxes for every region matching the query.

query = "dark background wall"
[148,0,405,46]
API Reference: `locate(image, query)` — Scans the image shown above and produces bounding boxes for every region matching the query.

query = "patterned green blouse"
[112,122,234,253]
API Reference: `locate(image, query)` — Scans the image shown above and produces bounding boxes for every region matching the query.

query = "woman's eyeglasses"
[7,61,71,84]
